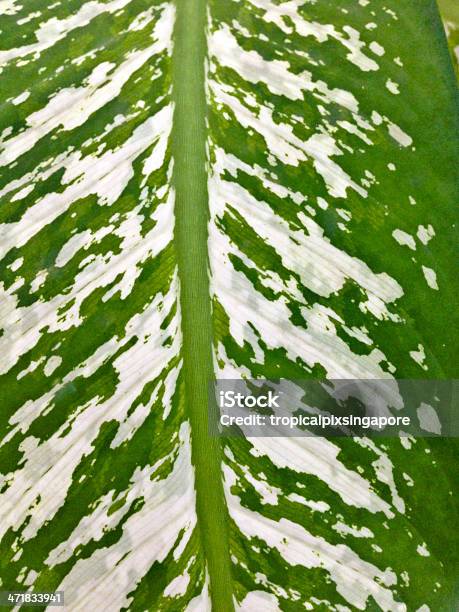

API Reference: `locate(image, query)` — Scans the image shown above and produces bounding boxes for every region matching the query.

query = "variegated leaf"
[0,1,457,611]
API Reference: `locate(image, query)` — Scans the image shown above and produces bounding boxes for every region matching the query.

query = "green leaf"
[438,0,459,77]
[0,1,457,611]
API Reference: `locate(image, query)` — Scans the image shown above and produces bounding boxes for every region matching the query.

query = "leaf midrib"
[171,0,234,609]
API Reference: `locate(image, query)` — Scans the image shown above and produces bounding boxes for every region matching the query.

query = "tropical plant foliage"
[438,0,459,76]
[0,1,457,611]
